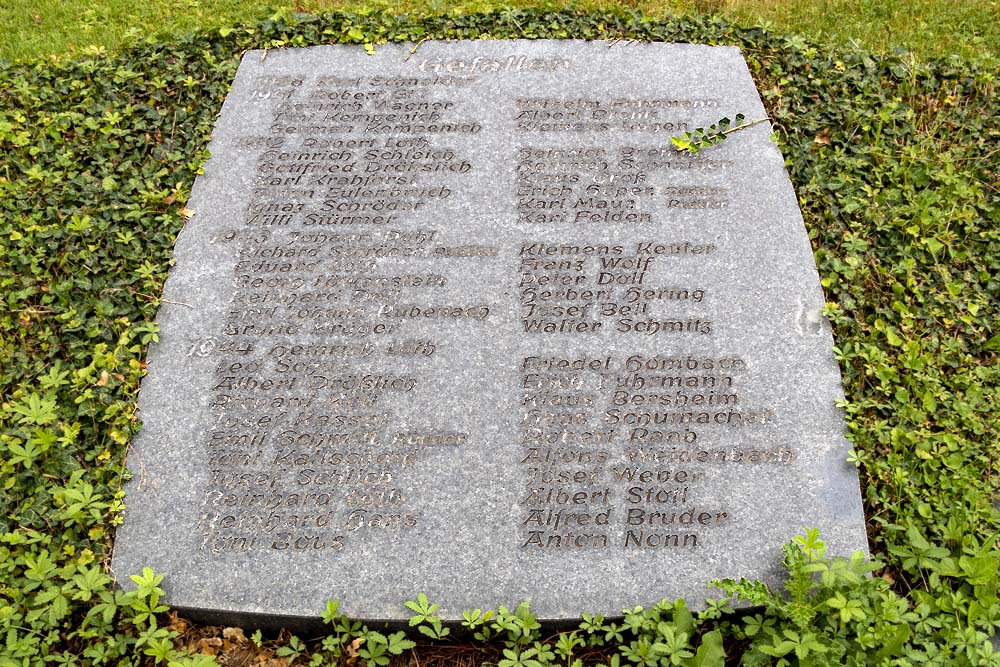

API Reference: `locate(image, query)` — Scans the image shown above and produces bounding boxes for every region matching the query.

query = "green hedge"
[1,10,997,666]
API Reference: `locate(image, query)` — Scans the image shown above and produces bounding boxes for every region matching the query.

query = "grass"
[2,0,999,63]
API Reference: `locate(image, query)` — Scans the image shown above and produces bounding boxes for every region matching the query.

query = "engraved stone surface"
[111,40,868,627]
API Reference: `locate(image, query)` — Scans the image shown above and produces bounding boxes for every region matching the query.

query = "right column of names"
[512,94,795,553]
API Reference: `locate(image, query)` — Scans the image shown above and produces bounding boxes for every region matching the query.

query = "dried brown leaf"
[167,613,189,635]
[224,627,248,643]
[345,636,366,666]
[199,637,223,656]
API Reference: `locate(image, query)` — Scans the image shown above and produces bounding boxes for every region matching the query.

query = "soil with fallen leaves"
[168,613,616,667]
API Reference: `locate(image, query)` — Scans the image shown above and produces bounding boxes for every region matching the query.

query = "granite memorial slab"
[111,40,868,627]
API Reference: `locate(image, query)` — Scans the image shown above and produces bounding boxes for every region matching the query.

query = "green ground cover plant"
[1,9,998,666]
[2,0,998,63]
